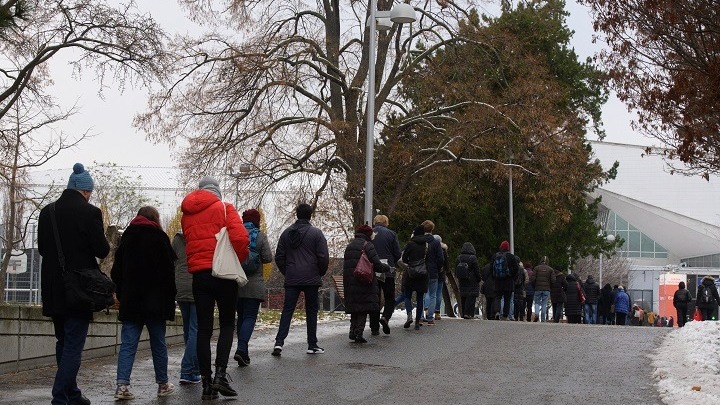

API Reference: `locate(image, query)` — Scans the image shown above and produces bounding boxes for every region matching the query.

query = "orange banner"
[658,273,687,327]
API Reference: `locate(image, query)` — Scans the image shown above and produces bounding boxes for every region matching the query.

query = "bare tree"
[137,0,528,224]
[573,254,631,288]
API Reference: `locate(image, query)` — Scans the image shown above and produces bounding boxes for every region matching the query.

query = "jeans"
[51,316,90,405]
[404,290,425,324]
[552,303,564,323]
[116,319,168,385]
[275,285,319,347]
[584,303,598,324]
[435,278,444,314]
[236,298,262,355]
[178,301,199,379]
[424,278,439,321]
[533,291,550,322]
[193,270,238,378]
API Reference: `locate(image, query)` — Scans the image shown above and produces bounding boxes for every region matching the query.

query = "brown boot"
[434,311,441,320]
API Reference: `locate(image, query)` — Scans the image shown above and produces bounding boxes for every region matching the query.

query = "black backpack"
[456,262,470,280]
[699,284,713,304]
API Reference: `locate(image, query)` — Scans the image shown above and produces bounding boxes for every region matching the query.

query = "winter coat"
[425,234,444,280]
[275,219,329,287]
[480,262,495,298]
[564,274,583,316]
[583,277,601,305]
[525,268,535,297]
[172,232,193,303]
[493,251,519,293]
[439,244,449,281]
[401,235,429,293]
[38,189,110,319]
[531,264,556,292]
[550,271,568,304]
[342,233,389,313]
[614,288,631,315]
[180,190,249,273]
[598,284,614,317]
[514,268,527,297]
[372,224,402,278]
[456,243,482,297]
[111,216,177,322]
[237,228,273,301]
[696,276,720,309]
[673,288,692,309]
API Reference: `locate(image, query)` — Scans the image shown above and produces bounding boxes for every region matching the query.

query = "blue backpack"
[241,223,262,276]
[493,252,510,279]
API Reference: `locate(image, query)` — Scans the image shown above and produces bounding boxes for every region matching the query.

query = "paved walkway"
[0,317,669,404]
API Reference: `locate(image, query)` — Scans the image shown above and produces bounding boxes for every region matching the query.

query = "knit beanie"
[499,240,510,252]
[67,163,94,191]
[242,209,261,227]
[198,176,221,199]
[412,226,425,236]
[356,224,373,238]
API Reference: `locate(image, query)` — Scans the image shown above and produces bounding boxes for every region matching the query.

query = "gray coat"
[275,219,329,286]
[172,232,193,303]
[237,230,273,301]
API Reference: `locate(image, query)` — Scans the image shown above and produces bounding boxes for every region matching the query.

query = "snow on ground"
[654,321,720,405]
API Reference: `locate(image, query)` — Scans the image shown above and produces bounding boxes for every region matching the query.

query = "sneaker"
[371,330,380,336]
[379,317,391,334]
[271,345,282,356]
[307,345,325,354]
[114,384,135,400]
[403,318,412,329]
[354,336,367,344]
[179,374,201,385]
[157,382,175,397]
[234,351,250,367]
[434,311,441,320]
[426,320,435,326]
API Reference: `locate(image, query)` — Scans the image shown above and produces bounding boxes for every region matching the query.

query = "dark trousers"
[494,290,512,318]
[615,312,627,325]
[51,316,90,405]
[370,276,396,332]
[567,314,582,324]
[699,307,713,321]
[513,294,524,320]
[193,270,238,378]
[350,312,369,337]
[525,296,534,321]
[484,295,495,319]
[552,303,564,323]
[676,305,688,327]
[275,285,319,347]
[461,295,476,317]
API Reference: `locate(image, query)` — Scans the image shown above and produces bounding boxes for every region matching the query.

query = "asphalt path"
[0,317,669,404]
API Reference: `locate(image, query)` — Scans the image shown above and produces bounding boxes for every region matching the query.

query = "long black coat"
[598,284,614,317]
[480,262,495,298]
[457,243,481,297]
[111,216,177,322]
[401,235,428,293]
[583,278,601,305]
[342,233,388,313]
[564,274,583,316]
[38,189,110,319]
[550,271,568,304]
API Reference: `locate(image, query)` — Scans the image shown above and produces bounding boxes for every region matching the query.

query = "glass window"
[656,252,668,259]
[641,251,654,258]
[628,251,641,258]
[640,233,654,253]
[655,244,667,253]
[615,215,629,231]
[629,231,641,252]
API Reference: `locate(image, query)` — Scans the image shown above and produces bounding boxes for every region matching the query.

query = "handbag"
[407,259,427,280]
[353,242,374,285]
[577,284,586,304]
[49,203,115,313]
[211,202,248,287]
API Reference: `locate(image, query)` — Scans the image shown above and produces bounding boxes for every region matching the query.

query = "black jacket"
[401,235,428,293]
[564,274,583,316]
[550,271,568,304]
[480,262,495,298]
[456,243,481,297]
[424,235,444,280]
[275,219,329,286]
[493,251,519,293]
[111,216,177,322]
[696,276,720,309]
[583,277,601,305]
[342,234,388,313]
[38,189,110,319]
[673,288,692,308]
[598,284,614,317]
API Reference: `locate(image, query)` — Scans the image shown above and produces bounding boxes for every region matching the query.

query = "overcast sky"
[41,0,655,171]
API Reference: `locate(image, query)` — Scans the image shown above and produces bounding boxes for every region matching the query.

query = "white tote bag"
[211,202,248,287]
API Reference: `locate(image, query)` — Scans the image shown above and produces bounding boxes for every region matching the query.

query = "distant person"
[598,283,614,325]
[456,242,482,319]
[420,220,444,325]
[401,226,429,330]
[111,206,177,400]
[172,231,200,384]
[531,256,555,322]
[181,176,249,400]
[429,234,449,320]
[550,270,568,323]
[480,261,495,320]
[343,225,390,343]
[583,275,600,324]
[564,274,583,324]
[38,163,110,405]
[523,262,535,322]
[370,215,402,335]
[673,281,692,327]
[234,209,273,366]
[613,286,631,326]
[513,259,527,321]
[272,203,329,356]
[493,240,519,320]
[695,276,720,321]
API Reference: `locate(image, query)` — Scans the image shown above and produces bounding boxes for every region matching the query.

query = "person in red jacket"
[181,176,249,401]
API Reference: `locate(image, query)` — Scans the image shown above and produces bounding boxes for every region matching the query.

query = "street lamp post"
[363,2,416,224]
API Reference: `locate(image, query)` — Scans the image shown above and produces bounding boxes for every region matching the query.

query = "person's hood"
[287,219,312,248]
[128,215,161,229]
[460,242,476,256]
[702,275,716,286]
[585,278,597,286]
[566,273,576,282]
[181,189,221,215]
[411,234,427,245]
[354,232,371,241]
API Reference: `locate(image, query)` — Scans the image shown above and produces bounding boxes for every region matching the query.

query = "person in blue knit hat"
[37,162,109,405]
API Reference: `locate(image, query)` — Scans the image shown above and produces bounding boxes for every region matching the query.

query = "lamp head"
[390,3,416,23]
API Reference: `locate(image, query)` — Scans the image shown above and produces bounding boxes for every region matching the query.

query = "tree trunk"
[444,273,461,317]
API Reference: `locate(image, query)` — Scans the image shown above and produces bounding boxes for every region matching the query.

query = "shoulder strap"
[48,202,66,272]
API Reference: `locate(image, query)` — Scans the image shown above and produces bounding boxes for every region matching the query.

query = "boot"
[201,376,218,400]
[212,366,237,397]
[434,311,441,320]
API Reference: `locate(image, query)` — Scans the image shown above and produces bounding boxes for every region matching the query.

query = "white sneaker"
[306,346,324,354]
